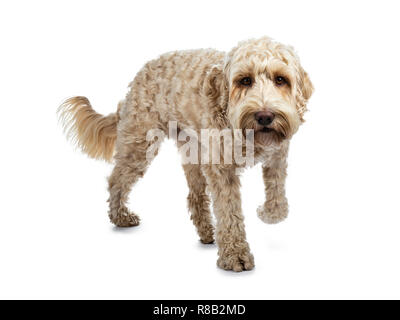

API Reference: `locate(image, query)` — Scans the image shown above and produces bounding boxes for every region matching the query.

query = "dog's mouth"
[254,126,285,145]
[259,127,273,133]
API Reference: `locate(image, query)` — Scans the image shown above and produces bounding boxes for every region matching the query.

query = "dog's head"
[204,37,313,145]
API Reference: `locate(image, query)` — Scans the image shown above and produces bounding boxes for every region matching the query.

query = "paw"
[217,250,255,272]
[109,208,140,227]
[257,199,288,224]
[200,235,215,244]
[199,226,215,244]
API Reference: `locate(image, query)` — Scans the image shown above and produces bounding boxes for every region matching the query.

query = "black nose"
[255,111,275,126]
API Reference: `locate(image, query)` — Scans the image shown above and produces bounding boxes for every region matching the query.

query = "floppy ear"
[202,64,229,128]
[296,67,314,121]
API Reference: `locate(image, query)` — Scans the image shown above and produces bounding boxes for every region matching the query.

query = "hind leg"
[108,116,164,227]
[108,161,142,227]
[183,164,214,244]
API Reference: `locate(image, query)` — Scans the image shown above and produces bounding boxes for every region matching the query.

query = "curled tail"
[58,96,120,162]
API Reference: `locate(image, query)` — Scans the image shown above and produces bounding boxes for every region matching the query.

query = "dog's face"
[222,37,313,145]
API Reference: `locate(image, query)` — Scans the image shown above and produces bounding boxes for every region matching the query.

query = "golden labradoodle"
[58,37,313,272]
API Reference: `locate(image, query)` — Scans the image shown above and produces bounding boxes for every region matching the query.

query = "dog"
[58,37,313,272]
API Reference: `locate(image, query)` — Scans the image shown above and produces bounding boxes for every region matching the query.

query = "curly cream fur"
[58,37,313,272]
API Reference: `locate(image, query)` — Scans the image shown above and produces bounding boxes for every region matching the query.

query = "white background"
[1,0,399,299]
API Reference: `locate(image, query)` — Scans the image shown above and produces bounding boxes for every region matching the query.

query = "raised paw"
[217,251,255,272]
[257,199,288,224]
[109,208,140,227]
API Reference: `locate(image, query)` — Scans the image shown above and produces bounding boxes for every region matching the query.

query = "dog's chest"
[253,141,289,166]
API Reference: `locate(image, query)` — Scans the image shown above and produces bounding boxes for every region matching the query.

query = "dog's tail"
[58,96,120,162]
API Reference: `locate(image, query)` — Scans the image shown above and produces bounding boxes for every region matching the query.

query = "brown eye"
[239,77,252,86]
[275,76,287,87]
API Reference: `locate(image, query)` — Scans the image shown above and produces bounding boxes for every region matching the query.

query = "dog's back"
[122,49,226,129]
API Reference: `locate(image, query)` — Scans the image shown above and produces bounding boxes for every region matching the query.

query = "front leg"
[202,165,254,272]
[257,160,289,224]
